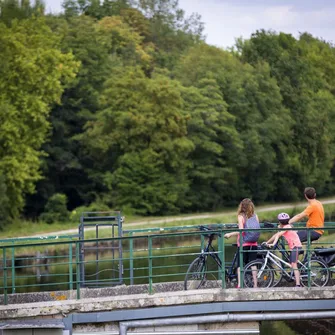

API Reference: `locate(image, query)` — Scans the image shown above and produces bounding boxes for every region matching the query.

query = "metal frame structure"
[78,211,123,288]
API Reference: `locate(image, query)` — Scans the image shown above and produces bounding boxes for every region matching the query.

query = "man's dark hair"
[304,187,316,199]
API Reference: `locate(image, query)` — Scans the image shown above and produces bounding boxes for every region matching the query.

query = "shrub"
[70,201,111,223]
[40,193,70,224]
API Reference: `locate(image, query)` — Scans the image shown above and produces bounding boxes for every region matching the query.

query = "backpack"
[243,215,260,243]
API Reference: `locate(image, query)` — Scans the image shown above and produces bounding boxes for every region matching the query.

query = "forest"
[1,0,335,225]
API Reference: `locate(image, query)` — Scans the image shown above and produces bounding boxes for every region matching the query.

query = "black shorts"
[297,230,322,243]
[236,245,258,268]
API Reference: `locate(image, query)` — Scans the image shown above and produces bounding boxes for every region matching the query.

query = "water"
[261,321,298,335]
[261,320,335,334]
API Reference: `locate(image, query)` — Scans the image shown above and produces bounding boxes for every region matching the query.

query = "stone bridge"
[1,283,335,334]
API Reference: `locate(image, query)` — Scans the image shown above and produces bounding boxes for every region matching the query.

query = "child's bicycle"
[245,242,330,288]
[259,237,297,287]
[184,225,268,290]
[260,225,335,287]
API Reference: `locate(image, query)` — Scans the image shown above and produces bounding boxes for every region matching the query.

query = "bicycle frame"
[261,248,314,281]
[202,240,222,268]
[274,238,291,262]
[202,236,239,282]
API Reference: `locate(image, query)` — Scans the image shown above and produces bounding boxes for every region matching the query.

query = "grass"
[1,220,77,239]
[2,201,335,259]
[2,200,335,241]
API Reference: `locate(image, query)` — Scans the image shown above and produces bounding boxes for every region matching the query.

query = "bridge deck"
[1,284,335,320]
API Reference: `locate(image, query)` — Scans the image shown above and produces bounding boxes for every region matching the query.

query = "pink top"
[282,229,302,249]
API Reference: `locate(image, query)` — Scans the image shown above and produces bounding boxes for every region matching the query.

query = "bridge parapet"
[0,285,335,319]
[1,286,335,334]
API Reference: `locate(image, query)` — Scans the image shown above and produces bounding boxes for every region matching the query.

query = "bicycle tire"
[184,256,207,290]
[243,260,274,288]
[269,247,289,287]
[300,258,330,287]
[271,266,284,287]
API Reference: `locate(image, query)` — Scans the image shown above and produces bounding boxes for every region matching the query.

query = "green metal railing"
[0,223,335,304]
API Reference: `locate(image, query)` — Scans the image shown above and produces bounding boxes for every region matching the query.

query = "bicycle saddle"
[263,222,275,228]
[198,225,222,237]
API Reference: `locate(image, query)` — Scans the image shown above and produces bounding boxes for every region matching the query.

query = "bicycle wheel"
[300,259,330,287]
[184,256,207,290]
[269,263,286,287]
[243,260,274,288]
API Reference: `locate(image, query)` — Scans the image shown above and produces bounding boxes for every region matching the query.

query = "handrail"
[0,223,334,305]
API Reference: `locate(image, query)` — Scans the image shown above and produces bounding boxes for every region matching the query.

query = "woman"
[224,198,260,288]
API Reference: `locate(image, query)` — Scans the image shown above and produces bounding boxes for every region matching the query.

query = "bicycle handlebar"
[261,242,273,250]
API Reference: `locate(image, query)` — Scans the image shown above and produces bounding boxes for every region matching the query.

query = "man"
[288,187,324,243]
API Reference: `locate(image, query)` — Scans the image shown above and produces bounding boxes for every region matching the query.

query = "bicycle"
[264,233,334,287]
[184,225,263,290]
[260,237,296,287]
[313,246,335,273]
[244,242,330,288]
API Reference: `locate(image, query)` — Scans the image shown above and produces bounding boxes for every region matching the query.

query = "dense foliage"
[1,0,335,224]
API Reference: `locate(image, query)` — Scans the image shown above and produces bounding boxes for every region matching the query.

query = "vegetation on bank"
[3,202,335,242]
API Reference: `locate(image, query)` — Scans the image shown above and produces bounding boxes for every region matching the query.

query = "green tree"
[80,67,194,214]
[97,15,154,69]
[62,0,131,18]
[133,0,204,69]
[176,44,290,203]
[181,79,241,210]
[238,30,335,198]
[0,17,78,221]
[25,15,115,217]
[0,175,10,224]
[0,0,44,25]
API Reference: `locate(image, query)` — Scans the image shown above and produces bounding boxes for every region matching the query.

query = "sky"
[43,0,335,48]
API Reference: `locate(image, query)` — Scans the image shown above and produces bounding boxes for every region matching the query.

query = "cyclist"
[266,213,302,287]
[224,198,260,288]
[288,187,324,243]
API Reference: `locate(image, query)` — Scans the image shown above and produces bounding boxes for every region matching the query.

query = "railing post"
[200,233,204,251]
[69,242,73,291]
[219,229,226,288]
[239,231,244,288]
[3,248,7,305]
[148,236,153,294]
[76,242,81,300]
[11,243,15,294]
[307,229,311,288]
[129,232,134,285]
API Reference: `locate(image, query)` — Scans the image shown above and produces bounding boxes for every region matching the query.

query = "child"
[266,212,302,287]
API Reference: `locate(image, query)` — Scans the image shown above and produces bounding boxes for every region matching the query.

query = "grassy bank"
[2,200,335,241]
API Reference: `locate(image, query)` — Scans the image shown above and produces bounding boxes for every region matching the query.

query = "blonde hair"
[237,198,255,219]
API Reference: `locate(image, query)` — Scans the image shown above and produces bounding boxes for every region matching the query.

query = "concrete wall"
[128,321,260,334]
[72,321,259,334]
[3,330,65,335]
[2,285,335,321]
[1,284,335,334]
